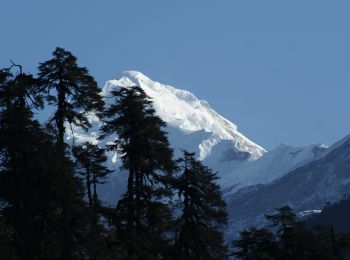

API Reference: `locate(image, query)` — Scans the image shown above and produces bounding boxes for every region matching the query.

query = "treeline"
[233,206,350,259]
[0,48,228,260]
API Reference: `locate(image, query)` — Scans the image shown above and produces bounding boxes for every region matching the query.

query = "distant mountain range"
[225,135,350,238]
[67,71,350,239]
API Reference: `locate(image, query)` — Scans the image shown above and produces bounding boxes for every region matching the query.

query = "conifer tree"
[38,47,104,152]
[73,142,112,259]
[100,86,175,259]
[265,206,297,234]
[0,66,92,259]
[265,206,302,259]
[73,142,111,209]
[232,227,277,260]
[173,151,228,260]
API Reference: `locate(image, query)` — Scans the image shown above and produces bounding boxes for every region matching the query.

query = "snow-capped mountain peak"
[102,71,266,160]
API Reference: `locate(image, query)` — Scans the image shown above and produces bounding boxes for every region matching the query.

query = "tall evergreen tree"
[73,142,111,209]
[100,86,175,259]
[173,151,228,260]
[0,66,92,259]
[73,142,111,260]
[38,47,104,152]
[265,206,301,259]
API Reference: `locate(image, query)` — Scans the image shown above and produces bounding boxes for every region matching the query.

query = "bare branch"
[7,60,23,74]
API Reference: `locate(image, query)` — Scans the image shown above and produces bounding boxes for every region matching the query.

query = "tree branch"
[7,60,23,74]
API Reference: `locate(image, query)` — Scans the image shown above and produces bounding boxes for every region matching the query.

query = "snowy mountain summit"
[102,71,266,162]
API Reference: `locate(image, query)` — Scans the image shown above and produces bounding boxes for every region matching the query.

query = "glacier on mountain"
[102,71,266,161]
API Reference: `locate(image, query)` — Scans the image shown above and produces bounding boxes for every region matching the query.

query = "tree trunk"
[56,82,66,153]
[127,168,135,231]
[135,170,142,230]
[93,171,98,211]
[86,167,92,207]
[183,166,190,260]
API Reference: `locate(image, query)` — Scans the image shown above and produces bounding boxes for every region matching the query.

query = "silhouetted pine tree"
[100,86,175,259]
[73,142,111,209]
[0,66,93,259]
[173,151,228,260]
[73,142,113,259]
[38,47,104,152]
[265,206,304,259]
[232,227,277,260]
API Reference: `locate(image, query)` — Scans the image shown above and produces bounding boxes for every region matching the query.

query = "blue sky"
[1,0,350,150]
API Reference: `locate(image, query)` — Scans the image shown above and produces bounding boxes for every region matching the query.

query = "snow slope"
[217,142,328,191]
[101,71,266,161]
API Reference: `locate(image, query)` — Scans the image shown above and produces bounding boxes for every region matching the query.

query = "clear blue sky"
[1,0,350,150]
